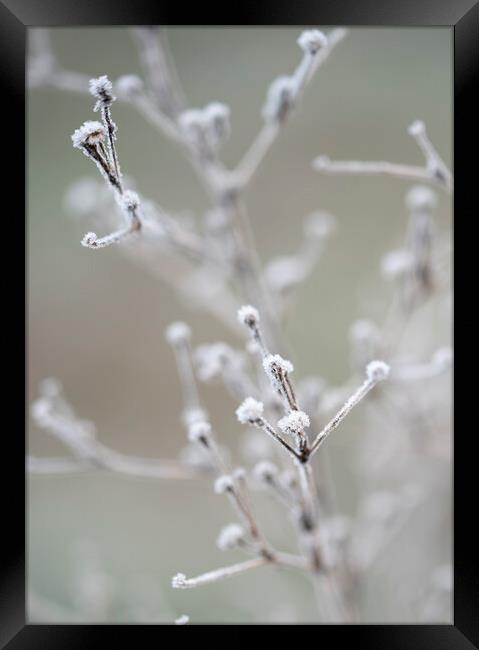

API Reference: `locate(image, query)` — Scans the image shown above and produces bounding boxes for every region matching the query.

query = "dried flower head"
[236,397,264,424]
[171,573,187,589]
[263,354,294,389]
[214,474,235,494]
[187,420,212,443]
[165,321,191,345]
[278,410,310,436]
[297,30,328,54]
[237,305,260,328]
[366,360,390,382]
[71,121,106,148]
[216,523,245,551]
[89,75,115,110]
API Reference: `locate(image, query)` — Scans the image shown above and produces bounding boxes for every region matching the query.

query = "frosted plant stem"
[313,159,433,183]
[172,557,271,589]
[171,339,202,416]
[310,377,377,456]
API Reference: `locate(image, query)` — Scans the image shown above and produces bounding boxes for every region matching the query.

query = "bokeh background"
[28,27,452,623]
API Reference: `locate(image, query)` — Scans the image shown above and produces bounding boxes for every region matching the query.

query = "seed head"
[236,397,264,424]
[171,573,187,589]
[216,523,245,551]
[165,321,191,345]
[89,75,115,109]
[277,410,310,435]
[71,121,106,148]
[214,474,235,494]
[297,29,328,54]
[187,420,212,443]
[366,360,390,382]
[237,305,260,328]
[253,461,278,483]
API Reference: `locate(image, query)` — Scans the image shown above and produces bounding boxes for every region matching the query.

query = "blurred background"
[28,27,452,623]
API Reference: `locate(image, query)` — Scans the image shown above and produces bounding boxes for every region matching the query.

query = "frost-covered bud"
[203,102,231,145]
[263,354,294,388]
[253,461,278,483]
[405,185,437,213]
[216,523,245,551]
[81,232,99,248]
[233,467,246,482]
[303,211,337,239]
[262,76,296,123]
[119,190,140,212]
[349,319,382,368]
[237,305,259,328]
[171,573,187,589]
[165,321,191,345]
[175,615,189,625]
[366,360,390,382]
[214,475,235,494]
[187,420,211,443]
[278,410,310,436]
[182,407,208,429]
[432,347,452,370]
[313,155,331,170]
[89,75,115,110]
[194,343,235,382]
[381,249,415,280]
[71,121,106,148]
[236,397,264,424]
[297,29,328,54]
[408,120,425,137]
[116,74,144,98]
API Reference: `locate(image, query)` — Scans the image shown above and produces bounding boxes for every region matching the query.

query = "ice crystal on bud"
[187,420,211,443]
[81,232,98,248]
[366,360,390,382]
[236,397,264,424]
[262,76,296,123]
[263,354,294,387]
[165,321,191,345]
[253,461,278,483]
[216,524,245,550]
[89,75,115,109]
[405,185,437,213]
[278,410,310,435]
[171,573,187,589]
[214,475,234,494]
[297,30,328,54]
[119,190,140,211]
[71,121,106,148]
[237,305,259,328]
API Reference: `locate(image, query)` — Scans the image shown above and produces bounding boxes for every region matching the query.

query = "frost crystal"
[120,190,140,211]
[263,354,294,387]
[262,76,296,123]
[237,305,259,328]
[171,573,187,589]
[187,420,211,443]
[236,397,264,424]
[89,75,115,108]
[71,121,106,148]
[297,30,328,54]
[165,321,191,345]
[278,410,310,435]
[216,523,245,551]
[214,475,235,494]
[366,360,390,382]
[81,232,98,248]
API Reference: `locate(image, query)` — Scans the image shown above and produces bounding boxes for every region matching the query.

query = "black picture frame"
[1,0,474,645]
